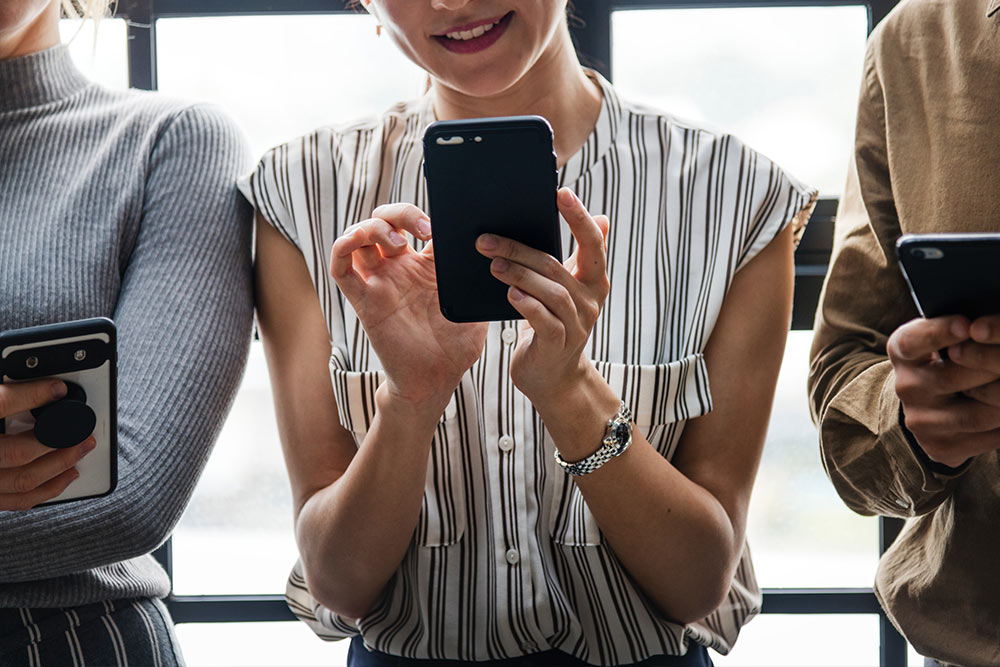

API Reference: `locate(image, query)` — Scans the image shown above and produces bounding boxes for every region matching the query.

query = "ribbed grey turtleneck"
[0,46,253,607]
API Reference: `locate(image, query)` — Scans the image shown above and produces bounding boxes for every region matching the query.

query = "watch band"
[554,400,633,476]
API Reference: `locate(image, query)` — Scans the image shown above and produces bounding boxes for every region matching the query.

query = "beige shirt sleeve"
[807,42,968,519]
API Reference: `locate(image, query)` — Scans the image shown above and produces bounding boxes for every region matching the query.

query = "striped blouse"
[239,73,816,665]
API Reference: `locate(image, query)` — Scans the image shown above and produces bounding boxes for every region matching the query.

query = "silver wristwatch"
[554,400,633,476]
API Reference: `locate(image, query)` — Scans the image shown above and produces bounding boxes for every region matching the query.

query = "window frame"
[112,1,909,664]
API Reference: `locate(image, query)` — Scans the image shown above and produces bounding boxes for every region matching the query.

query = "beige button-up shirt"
[809,0,1000,664]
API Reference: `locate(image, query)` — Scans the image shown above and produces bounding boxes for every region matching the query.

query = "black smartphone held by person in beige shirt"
[0,317,117,506]
[423,116,562,322]
[896,233,1000,320]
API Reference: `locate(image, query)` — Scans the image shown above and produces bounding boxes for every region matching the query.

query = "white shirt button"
[505,548,520,565]
[498,435,514,452]
[501,327,517,345]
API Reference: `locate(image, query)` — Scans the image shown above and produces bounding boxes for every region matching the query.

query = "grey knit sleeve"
[0,104,253,582]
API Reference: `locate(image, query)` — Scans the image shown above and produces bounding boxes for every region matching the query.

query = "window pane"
[750,331,878,588]
[163,15,426,594]
[60,18,128,89]
[712,614,878,666]
[612,6,868,195]
[155,15,427,158]
[176,621,349,667]
[172,342,295,595]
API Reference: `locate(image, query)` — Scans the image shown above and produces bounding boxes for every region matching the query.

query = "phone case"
[0,318,117,506]
[423,116,562,322]
[897,233,1000,320]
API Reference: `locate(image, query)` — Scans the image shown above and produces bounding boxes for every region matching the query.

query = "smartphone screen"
[897,234,1000,320]
[423,116,561,322]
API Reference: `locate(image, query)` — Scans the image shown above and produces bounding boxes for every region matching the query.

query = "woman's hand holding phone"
[0,379,96,510]
[889,314,1000,468]
[476,188,610,406]
[329,203,488,412]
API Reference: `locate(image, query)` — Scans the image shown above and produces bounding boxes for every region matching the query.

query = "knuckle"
[542,255,563,280]
[552,285,574,310]
[501,237,519,258]
[10,470,38,495]
[581,299,601,323]
[0,443,28,468]
[902,408,933,435]
[894,375,921,403]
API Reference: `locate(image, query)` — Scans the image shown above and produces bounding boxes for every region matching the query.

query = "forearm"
[295,385,448,619]
[536,369,740,624]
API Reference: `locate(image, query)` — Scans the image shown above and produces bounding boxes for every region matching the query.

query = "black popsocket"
[31,381,97,449]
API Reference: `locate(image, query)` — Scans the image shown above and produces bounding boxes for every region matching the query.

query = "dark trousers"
[348,636,714,667]
[0,598,185,667]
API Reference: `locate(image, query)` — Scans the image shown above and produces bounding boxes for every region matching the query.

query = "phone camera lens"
[74,349,87,361]
[911,248,926,259]
[25,356,38,369]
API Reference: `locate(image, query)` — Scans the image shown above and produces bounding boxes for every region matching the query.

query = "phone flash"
[75,349,87,361]
[474,136,483,143]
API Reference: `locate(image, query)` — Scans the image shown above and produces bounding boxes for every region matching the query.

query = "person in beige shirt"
[809,0,1000,665]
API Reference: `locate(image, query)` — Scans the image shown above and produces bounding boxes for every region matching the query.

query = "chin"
[437,61,530,100]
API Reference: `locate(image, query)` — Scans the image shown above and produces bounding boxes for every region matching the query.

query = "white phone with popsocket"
[0,318,117,506]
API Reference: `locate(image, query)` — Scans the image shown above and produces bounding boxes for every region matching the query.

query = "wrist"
[534,362,622,462]
[375,381,454,432]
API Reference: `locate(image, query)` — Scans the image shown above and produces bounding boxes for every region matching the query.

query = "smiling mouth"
[433,12,513,54]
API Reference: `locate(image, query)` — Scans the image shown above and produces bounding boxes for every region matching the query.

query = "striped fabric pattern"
[241,73,815,665]
[0,599,184,667]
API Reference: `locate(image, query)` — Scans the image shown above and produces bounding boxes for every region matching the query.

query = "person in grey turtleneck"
[0,1,252,665]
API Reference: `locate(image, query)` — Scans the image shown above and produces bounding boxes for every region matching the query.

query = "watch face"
[611,420,631,449]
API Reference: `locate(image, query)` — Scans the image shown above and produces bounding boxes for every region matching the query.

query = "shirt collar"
[0,46,89,112]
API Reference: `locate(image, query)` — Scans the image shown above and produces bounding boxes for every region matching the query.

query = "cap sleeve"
[735,151,817,273]
[238,144,300,249]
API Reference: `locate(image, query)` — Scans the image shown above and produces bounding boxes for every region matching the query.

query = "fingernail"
[478,234,498,251]
[509,287,525,302]
[492,258,509,273]
[972,321,990,340]
[50,381,67,400]
[559,188,575,206]
[417,219,431,237]
[949,344,962,361]
[389,231,406,246]
[82,438,97,454]
[951,320,968,338]
[70,469,80,481]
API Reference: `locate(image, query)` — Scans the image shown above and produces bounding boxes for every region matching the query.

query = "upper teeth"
[446,21,498,41]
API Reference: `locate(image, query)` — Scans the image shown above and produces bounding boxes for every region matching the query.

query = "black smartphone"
[0,318,117,505]
[896,233,1000,320]
[423,115,562,322]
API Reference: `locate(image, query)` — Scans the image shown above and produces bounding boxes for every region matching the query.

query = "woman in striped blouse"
[245,1,815,665]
